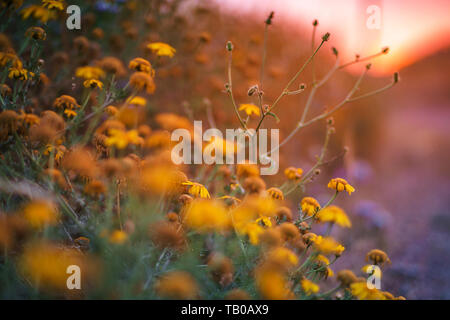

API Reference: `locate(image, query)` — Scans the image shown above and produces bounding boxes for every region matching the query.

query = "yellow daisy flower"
[327,178,355,195]
[239,103,260,117]
[315,205,352,228]
[147,42,176,58]
[182,181,211,199]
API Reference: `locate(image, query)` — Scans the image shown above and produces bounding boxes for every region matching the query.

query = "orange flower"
[327,178,355,195]
[129,72,155,94]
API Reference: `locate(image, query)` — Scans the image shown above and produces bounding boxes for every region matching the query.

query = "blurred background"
[209,0,450,299]
[8,0,448,298]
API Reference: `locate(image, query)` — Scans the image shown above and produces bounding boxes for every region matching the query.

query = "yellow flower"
[21,200,59,228]
[43,144,65,161]
[8,67,29,81]
[129,57,155,75]
[182,181,210,199]
[361,264,382,278]
[327,178,355,195]
[63,108,77,118]
[255,267,293,300]
[315,205,352,228]
[239,103,260,117]
[256,216,272,228]
[301,279,320,295]
[267,247,299,269]
[183,199,230,233]
[109,230,128,244]
[155,271,198,299]
[20,241,94,291]
[129,71,155,94]
[313,236,345,256]
[42,0,65,11]
[21,5,56,23]
[350,282,386,300]
[366,249,391,266]
[266,187,284,200]
[300,197,321,216]
[0,52,22,68]
[53,95,80,109]
[147,42,176,58]
[105,129,143,149]
[284,167,303,180]
[25,26,46,40]
[75,66,105,80]
[83,79,104,89]
[126,96,147,107]
[243,222,265,245]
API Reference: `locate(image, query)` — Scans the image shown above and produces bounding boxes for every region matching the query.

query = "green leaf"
[266,112,280,123]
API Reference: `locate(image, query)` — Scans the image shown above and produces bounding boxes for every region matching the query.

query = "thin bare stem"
[255,38,327,131]
[226,50,247,130]
[339,49,388,70]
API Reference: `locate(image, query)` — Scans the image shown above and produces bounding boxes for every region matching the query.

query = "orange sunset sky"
[217,0,450,75]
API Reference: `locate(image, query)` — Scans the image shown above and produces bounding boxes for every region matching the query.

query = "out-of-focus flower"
[284,167,303,180]
[21,200,59,229]
[315,205,352,228]
[20,241,97,291]
[366,249,391,266]
[225,289,251,300]
[105,129,143,149]
[236,162,259,178]
[129,71,155,94]
[155,271,198,299]
[337,269,358,288]
[25,26,46,40]
[267,187,284,200]
[53,95,80,110]
[182,181,210,199]
[301,197,321,216]
[129,57,154,75]
[147,42,176,58]
[63,108,77,118]
[327,178,355,195]
[183,199,230,233]
[207,253,234,286]
[84,180,106,197]
[239,103,260,117]
[313,236,345,256]
[255,266,293,300]
[83,79,104,90]
[75,66,105,80]
[21,5,56,23]
[43,144,65,162]
[126,96,147,107]
[109,230,127,244]
[275,206,293,222]
[350,282,386,300]
[266,246,299,270]
[42,0,65,11]
[301,279,320,295]
[98,56,127,77]
[8,67,30,81]
[242,176,266,194]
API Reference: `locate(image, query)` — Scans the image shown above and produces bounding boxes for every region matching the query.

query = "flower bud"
[393,72,399,83]
[226,41,233,52]
[312,19,318,26]
[382,47,389,54]
[322,32,330,42]
[265,11,274,25]
[247,85,259,96]
[332,47,338,56]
